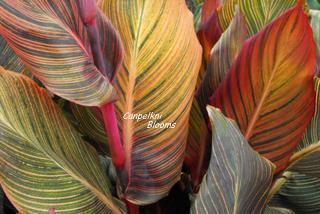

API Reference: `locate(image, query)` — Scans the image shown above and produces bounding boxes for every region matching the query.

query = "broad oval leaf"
[0,0,123,106]
[99,0,202,205]
[210,2,317,171]
[0,68,123,213]
[191,106,275,214]
[264,206,295,214]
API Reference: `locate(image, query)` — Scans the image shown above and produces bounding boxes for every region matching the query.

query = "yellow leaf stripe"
[217,0,296,35]
[191,106,275,214]
[0,0,122,106]
[0,68,123,213]
[99,0,202,204]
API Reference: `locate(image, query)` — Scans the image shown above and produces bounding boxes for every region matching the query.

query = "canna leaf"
[191,106,275,214]
[99,0,202,205]
[278,172,320,213]
[197,8,249,114]
[197,11,222,62]
[201,0,222,25]
[70,104,108,147]
[185,99,211,189]
[217,0,297,34]
[0,68,124,213]
[0,0,124,107]
[282,78,320,177]
[0,36,27,74]
[210,2,317,171]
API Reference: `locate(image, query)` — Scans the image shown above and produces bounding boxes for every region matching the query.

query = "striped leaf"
[0,68,124,213]
[0,36,27,74]
[210,2,317,171]
[191,106,275,214]
[197,11,222,62]
[197,8,249,113]
[278,172,320,213]
[217,0,297,35]
[70,104,108,147]
[201,0,222,25]
[0,0,124,106]
[99,0,202,205]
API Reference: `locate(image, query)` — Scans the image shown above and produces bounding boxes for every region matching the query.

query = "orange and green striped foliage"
[99,0,202,205]
[191,106,275,213]
[0,68,125,213]
[216,0,297,35]
[0,0,123,107]
[210,2,317,172]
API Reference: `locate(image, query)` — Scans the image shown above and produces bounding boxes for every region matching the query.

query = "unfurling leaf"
[191,106,275,214]
[197,7,249,114]
[0,68,124,213]
[211,2,317,171]
[99,0,202,205]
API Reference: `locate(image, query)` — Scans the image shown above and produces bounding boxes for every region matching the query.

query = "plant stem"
[101,103,125,169]
[79,0,125,170]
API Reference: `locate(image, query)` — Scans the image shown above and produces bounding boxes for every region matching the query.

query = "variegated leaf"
[197,8,249,114]
[217,0,297,35]
[210,2,317,171]
[0,68,124,213]
[0,0,124,106]
[99,0,202,205]
[191,106,275,214]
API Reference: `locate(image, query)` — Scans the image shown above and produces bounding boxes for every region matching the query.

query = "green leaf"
[278,172,320,214]
[0,68,124,213]
[0,36,28,75]
[191,106,275,213]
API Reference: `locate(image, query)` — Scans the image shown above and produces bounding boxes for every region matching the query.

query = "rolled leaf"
[185,99,211,189]
[0,68,123,213]
[201,0,221,25]
[99,0,202,205]
[191,106,275,213]
[0,0,124,106]
[210,2,317,171]
[197,8,249,113]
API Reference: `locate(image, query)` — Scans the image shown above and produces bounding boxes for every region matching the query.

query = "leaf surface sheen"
[0,68,124,213]
[211,2,317,171]
[191,106,275,214]
[99,0,202,205]
[0,0,123,106]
